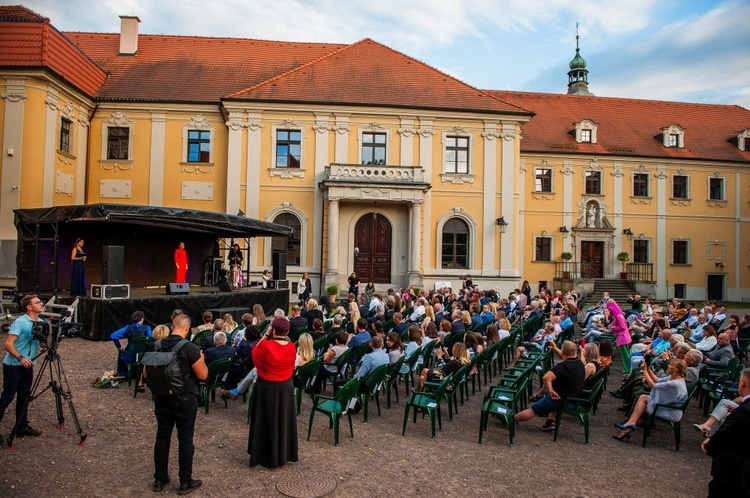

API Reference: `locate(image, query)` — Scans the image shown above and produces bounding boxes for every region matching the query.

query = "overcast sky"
[8,0,750,109]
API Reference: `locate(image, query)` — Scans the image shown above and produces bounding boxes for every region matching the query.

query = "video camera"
[32,310,81,350]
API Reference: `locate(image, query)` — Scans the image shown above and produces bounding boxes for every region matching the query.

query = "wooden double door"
[353,213,391,284]
[581,241,604,278]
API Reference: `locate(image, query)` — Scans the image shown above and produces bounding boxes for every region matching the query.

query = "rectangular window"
[535,168,552,192]
[187,130,211,162]
[107,127,129,160]
[585,171,601,195]
[674,284,686,299]
[276,130,301,168]
[673,240,689,265]
[709,178,724,200]
[535,237,551,262]
[362,132,387,165]
[59,118,71,154]
[444,136,469,174]
[633,173,649,197]
[673,175,689,199]
[580,129,592,143]
[633,240,649,263]
[668,134,679,147]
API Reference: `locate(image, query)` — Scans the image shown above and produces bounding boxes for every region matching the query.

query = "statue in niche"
[586,205,597,228]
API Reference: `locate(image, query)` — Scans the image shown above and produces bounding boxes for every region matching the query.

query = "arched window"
[272,213,301,265]
[441,218,469,269]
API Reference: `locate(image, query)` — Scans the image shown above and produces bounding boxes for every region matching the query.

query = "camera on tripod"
[32,310,81,350]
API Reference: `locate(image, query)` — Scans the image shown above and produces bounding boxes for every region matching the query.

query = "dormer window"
[662,124,685,148]
[574,119,597,144]
[737,128,750,151]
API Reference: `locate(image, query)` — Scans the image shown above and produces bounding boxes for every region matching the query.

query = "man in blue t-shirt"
[1,294,44,444]
[110,310,153,377]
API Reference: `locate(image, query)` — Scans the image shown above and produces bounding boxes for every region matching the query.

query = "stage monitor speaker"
[272,252,287,280]
[166,282,190,295]
[217,281,232,293]
[102,245,124,285]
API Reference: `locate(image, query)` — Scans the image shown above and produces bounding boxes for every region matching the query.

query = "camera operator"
[0,294,43,444]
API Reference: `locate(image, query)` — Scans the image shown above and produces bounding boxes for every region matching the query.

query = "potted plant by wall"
[617,251,630,279]
[326,284,339,303]
[560,252,573,279]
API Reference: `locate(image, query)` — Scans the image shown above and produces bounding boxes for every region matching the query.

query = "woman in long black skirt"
[248,317,298,468]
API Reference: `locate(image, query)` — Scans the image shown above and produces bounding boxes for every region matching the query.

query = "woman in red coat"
[248,317,298,468]
[174,242,188,283]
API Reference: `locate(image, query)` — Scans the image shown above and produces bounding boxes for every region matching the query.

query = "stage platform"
[58,286,289,341]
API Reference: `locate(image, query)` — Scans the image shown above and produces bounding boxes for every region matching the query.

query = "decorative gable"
[662,124,685,148]
[574,119,598,143]
[737,128,750,151]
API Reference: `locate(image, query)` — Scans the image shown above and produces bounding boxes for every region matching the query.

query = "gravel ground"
[0,332,718,498]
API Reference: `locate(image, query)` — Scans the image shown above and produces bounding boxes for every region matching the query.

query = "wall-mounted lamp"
[715,262,725,269]
[623,228,634,241]
[559,226,569,239]
[496,216,508,234]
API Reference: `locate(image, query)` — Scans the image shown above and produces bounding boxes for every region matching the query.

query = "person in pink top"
[607,298,632,374]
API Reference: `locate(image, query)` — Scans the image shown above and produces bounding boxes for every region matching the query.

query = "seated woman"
[695,326,718,352]
[693,393,746,437]
[414,343,471,391]
[385,332,407,374]
[509,322,555,368]
[598,340,614,369]
[310,318,326,341]
[613,358,688,442]
[312,331,349,394]
[580,317,608,344]
[222,313,238,334]
[302,299,325,330]
[295,333,315,368]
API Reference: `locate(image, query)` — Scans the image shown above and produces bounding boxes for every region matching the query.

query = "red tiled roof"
[227,39,530,115]
[486,90,750,164]
[0,5,107,96]
[63,32,346,103]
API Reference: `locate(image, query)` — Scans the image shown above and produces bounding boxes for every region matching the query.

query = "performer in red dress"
[174,242,188,283]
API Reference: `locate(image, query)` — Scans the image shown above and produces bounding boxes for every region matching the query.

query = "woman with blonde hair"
[252,304,267,326]
[295,333,315,368]
[152,324,170,341]
[223,313,238,333]
[415,342,471,391]
[303,298,325,330]
[461,310,472,327]
[497,318,512,339]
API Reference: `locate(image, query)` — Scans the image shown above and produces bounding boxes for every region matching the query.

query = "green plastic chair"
[400,346,423,396]
[191,329,212,347]
[479,397,515,446]
[258,318,271,334]
[290,325,308,343]
[419,340,437,369]
[312,335,330,358]
[294,359,322,415]
[320,348,353,392]
[307,377,361,446]
[202,357,233,414]
[384,356,406,408]
[350,340,372,375]
[641,383,697,451]
[402,374,454,439]
[358,364,388,422]
[553,378,604,444]
[123,336,154,396]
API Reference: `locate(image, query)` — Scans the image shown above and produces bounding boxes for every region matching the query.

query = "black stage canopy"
[15,203,292,293]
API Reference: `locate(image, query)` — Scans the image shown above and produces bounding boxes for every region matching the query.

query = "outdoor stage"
[64,286,289,341]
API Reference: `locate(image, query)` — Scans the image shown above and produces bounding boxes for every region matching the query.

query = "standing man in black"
[150,314,208,495]
[702,368,750,497]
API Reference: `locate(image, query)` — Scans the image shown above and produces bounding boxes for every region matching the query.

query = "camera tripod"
[6,346,87,449]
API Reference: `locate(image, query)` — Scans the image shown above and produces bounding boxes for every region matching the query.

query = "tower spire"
[567,24,594,96]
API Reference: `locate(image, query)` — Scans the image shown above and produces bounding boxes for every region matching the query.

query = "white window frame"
[534,167,554,193]
[100,111,134,162]
[441,128,474,182]
[263,203,308,269]
[533,234,554,262]
[584,170,602,195]
[671,173,690,199]
[632,171,650,198]
[708,176,726,201]
[662,124,684,148]
[181,117,215,164]
[671,238,691,265]
[574,119,597,144]
[435,209,477,274]
[59,116,73,155]
[357,124,392,166]
[271,121,305,171]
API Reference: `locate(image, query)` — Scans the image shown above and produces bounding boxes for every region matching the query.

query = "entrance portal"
[581,241,604,278]
[354,213,392,284]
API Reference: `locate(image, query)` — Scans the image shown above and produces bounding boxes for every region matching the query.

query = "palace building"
[1,6,748,301]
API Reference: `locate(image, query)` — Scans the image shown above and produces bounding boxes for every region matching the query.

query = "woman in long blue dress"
[70,238,87,297]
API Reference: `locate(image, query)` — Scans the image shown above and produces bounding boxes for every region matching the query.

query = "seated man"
[204,331,236,365]
[201,319,224,352]
[110,310,152,377]
[510,322,556,368]
[694,373,748,437]
[702,333,735,369]
[581,317,608,343]
[333,336,389,412]
[630,329,672,372]
[391,312,408,335]
[288,305,308,338]
[513,341,585,431]
[347,318,371,349]
[689,314,710,343]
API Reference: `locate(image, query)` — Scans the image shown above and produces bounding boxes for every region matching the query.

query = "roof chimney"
[119,15,140,55]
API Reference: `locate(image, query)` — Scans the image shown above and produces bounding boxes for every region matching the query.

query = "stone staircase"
[591,278,638,305]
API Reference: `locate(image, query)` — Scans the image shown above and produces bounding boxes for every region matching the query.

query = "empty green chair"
[307,377,361,446]
[358,364,388,422]
[402,374,454,439]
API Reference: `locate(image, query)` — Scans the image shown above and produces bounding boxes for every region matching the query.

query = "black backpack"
[142,339,190,396]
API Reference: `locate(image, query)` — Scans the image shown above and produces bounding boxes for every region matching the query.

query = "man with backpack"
[144,313,207,495]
